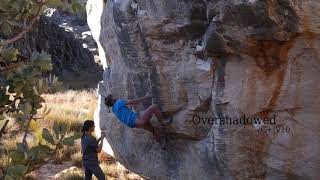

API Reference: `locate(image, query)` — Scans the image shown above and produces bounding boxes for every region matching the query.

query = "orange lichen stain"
[301,4,318,45]
[266,0,277,18]
[239,4,319,179]
[249,38,296,117]
[248,40,293,76]
[231,126,270,179]
[303,14,310,32]
[234,46,289,178]
[301,13,317,46]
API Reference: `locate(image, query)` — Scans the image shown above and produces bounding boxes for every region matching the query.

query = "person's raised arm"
[96,133,106,153]
[126,91,152,105]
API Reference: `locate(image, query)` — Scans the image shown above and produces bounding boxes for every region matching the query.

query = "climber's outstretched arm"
[126,91,152,105]
[126,95,151,105]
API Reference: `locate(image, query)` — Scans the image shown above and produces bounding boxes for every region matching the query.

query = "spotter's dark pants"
[83,161,106,180]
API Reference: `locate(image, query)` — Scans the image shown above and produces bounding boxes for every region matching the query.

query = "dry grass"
[13,89,144,179]
[1,89,97,174]
[36,89,98,132]
[100,162,143,180]
[24,171,37,180]
[101,162,120,178]
[68,150,143,180]
[98,151,116,164]
[71,151,82,168]
[3,133,25,151]
[56,168,84,180]
[56,161,143,180]
[0,133,38,170]
[54,145,79,164]
[27,89,98,164]
[0,153,10,172]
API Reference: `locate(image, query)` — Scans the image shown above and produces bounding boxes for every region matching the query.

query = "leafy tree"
[0,0,83,178]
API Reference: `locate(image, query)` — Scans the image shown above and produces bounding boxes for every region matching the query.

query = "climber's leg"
[136,113,160,140]
[136,119,151,131]
[135,104,173,141]
[138,104,172,126]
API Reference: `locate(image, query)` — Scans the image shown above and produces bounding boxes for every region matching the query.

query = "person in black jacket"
[81,120,106,180]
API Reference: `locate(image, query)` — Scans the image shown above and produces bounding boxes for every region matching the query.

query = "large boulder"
[88,0,320,179]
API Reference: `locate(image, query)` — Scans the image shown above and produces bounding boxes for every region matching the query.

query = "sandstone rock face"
[88,0,320,179]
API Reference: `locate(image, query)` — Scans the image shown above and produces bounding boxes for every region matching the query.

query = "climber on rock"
[104,91,172,141]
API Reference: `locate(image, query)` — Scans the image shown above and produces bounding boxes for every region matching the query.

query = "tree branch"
[53,134,65,155]
[0,120,9,140]
[0,61,26,72]
[22,117,32,147]
[0,99,16,114]
[2,3,44,46]
[0,54,29,72]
